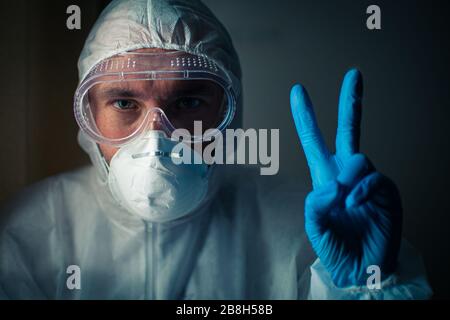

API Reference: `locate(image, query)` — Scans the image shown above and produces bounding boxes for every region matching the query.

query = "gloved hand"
[290,69,403,288]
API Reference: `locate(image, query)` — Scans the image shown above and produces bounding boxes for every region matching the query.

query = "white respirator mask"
[107,130,210,222]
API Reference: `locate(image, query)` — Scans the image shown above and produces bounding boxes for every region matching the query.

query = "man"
[0,0,432,299]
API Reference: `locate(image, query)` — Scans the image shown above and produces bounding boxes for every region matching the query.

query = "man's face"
[90,48,226,163]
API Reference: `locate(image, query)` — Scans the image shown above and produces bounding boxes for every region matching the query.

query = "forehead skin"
[133,48,175,53]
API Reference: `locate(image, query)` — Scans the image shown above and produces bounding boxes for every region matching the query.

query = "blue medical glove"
[290,69,402,288]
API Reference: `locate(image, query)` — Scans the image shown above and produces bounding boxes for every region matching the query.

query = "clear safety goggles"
[74,51,237,145]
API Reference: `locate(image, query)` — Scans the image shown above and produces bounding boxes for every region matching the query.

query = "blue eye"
[176,98,202,110]
[113,100,136,110]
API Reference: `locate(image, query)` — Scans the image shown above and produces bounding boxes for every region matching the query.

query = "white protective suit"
[0,0,432,299]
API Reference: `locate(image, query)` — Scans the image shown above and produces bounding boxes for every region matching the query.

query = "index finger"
[290,84,331,183]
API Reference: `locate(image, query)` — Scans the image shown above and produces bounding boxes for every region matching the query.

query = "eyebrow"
[172,81,218,96]
[94,81,221,100]
[96,88,143,99]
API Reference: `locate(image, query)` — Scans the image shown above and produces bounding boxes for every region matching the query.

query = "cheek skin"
[99,144,119,163]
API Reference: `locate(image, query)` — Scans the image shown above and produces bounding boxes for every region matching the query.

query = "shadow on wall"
[0,0,110,202]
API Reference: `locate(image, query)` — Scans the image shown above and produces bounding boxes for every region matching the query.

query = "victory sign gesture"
[290,69,403,287]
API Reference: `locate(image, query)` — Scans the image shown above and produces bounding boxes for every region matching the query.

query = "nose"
[147,108,166,131]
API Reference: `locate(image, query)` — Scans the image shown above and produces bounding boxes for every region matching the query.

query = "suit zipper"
[145,222,156,299]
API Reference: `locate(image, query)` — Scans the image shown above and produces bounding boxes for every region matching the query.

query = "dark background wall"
[0,0,449,298]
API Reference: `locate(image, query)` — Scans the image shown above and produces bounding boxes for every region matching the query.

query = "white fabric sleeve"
[307,240,433,300]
